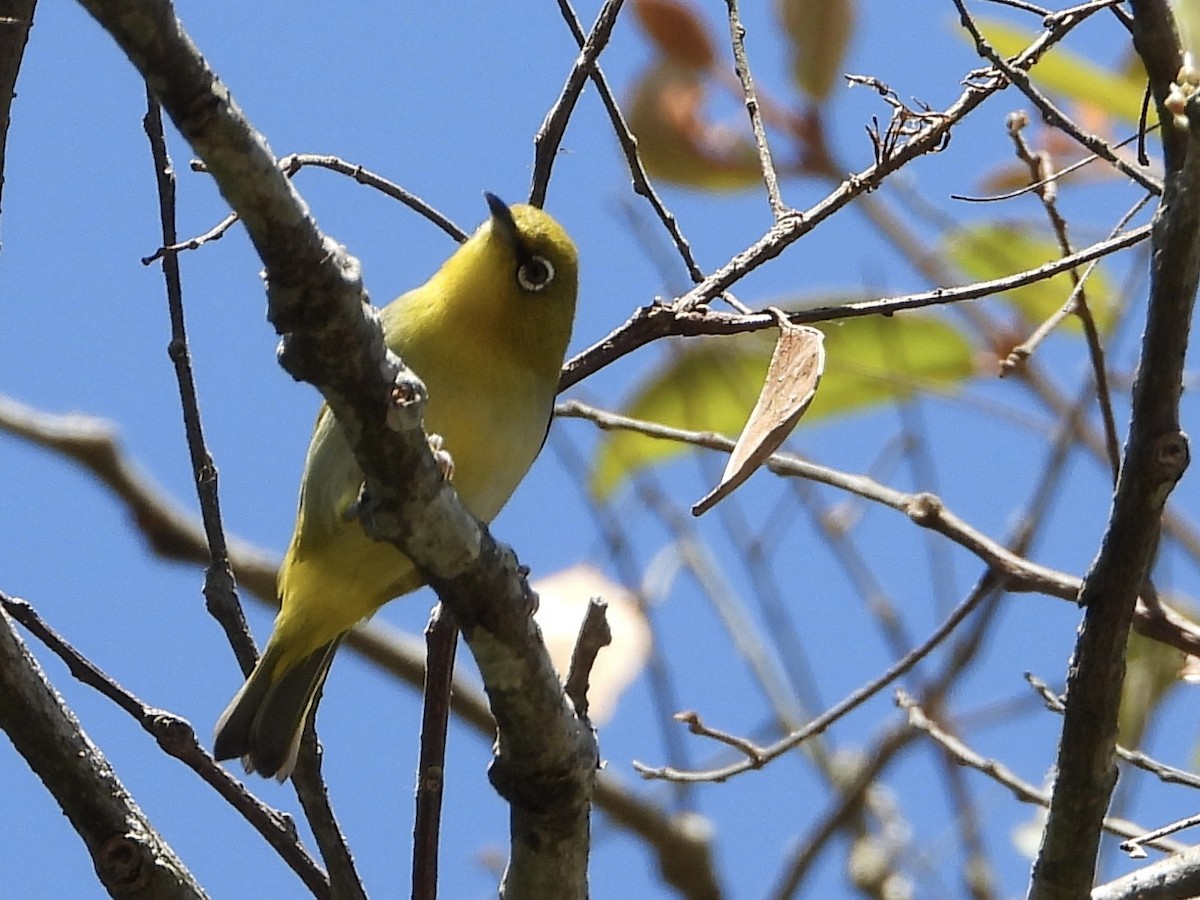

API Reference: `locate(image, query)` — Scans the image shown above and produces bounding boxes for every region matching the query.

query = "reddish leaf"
[633,0,716,70]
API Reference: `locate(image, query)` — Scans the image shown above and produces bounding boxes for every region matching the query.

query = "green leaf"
[777,0,857,101]
[973,17,1146,125]
[1120,618,1187,749]
[943,223,1115,332]
[590,312,975,498]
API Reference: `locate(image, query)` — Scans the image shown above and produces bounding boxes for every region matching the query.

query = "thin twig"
[564,599,612,721]
[1043,0,1131,27]
[558,399,1200,658]
[999,114,1142,481]
[0,592,332,897]
[952,0,1161,194]
[413,604,459,900]
[146,154,467,266]
[277,154,466,241]
[1002,197,1151,385]
[560,401,1082,602]
[897,691,1186,855]
[551,0,707,287]
[559,220,1152,392]
[724,0,787,218]
[982,0,1051,15]
[951,125,1162,204]
[633,587,992,783]
[143,93,257,674]
[531,0,625,208]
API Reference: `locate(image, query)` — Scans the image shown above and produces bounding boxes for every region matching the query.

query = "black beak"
[484,192,532,266]
[485,192,522,255]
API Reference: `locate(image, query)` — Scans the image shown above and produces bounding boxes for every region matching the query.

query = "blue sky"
[3,1,1195,898]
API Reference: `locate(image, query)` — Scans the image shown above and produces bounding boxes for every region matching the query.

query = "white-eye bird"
[213,194,579,779]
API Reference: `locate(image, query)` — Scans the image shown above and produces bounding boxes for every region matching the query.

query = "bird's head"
[430,193,579,378]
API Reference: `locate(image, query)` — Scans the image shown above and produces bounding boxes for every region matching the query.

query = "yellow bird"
[214,194,579,779]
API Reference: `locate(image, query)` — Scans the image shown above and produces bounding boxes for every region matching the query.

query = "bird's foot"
[427,433,455,482]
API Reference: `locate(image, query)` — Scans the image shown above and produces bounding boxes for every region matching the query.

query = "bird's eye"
[517,255,555,292]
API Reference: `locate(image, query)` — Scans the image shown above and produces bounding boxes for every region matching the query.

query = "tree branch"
[0,0,36,227]
[0,604,208,899]
[73,0,598,894]
[0,394,723,897]
[1027,23,1199,900]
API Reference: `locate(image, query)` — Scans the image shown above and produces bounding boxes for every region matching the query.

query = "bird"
[213,193,579,780]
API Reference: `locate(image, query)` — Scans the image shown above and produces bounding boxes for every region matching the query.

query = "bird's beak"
[485,192,522,255]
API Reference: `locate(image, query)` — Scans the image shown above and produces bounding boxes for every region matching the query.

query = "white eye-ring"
[517,255,555,292]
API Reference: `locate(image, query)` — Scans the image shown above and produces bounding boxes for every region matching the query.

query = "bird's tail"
[213,636,339,781]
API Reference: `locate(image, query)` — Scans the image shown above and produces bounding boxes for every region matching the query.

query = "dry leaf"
[627,61,763,190]
[532,565,652,724]
[633,0,715,70]
[693,314,825,515]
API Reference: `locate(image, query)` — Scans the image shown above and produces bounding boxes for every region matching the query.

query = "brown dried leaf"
[633,0,716,70]
[693,315,825,515]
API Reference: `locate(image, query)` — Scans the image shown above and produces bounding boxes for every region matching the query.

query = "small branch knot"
[1154,430,1190,484]
[150,710,197,755]
[97,834,150,891]
[905,492,943,525]
[487,757,581,814]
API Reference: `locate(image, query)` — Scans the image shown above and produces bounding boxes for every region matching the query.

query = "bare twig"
[564,599,612,722]
[142,93,257,675]
[551,0,707,287]
[530,0,624,208]
[1028,40,1199,900]
[559,401,1080,601]
[1,592,330,897]
[951,126,1161,203]
[724,0,787,218]
[145,154,467,265]
[1002,196,1151,387]
[276,154,466,241]
[897,691,1186,855]
[632,588,990,782]
[413,604,458,900]
[558,399,1200,657]
[999,112,1139,481]
[560,223,1151,391]
[952,0,1161,194]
